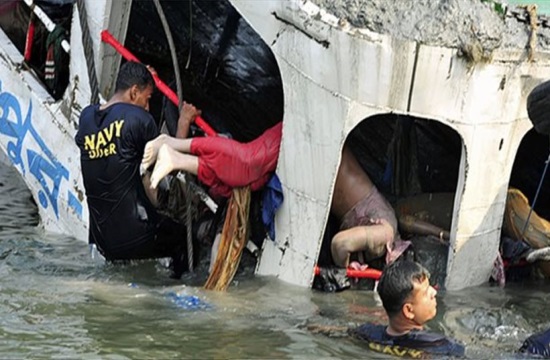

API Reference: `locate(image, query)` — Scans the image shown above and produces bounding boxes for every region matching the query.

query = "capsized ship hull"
[0,0,549,290]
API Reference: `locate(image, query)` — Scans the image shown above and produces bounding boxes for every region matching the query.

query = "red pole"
[24,17,35,62]
[100,30,217,137]
[314,265,382,280]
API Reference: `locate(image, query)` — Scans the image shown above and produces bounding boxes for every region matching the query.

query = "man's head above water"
[377,260,438,335]
[113,61,155,111]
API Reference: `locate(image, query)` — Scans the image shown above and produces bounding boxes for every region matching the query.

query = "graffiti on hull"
[0,81,82,219]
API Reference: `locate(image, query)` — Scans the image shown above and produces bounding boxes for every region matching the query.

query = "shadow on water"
[0,161,550,358]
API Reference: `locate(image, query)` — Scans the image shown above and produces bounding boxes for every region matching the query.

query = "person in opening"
[350,260,465,358]
[75,61,196,278]
[330,145,410,270]
[141,105,282,198]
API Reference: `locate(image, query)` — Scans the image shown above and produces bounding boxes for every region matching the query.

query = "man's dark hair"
[115,61,154,92]
[377,260,430,318]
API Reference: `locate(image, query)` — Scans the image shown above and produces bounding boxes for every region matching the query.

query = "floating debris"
[165,291,212,311]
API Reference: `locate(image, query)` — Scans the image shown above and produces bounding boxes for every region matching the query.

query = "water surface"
[0,162,548,359]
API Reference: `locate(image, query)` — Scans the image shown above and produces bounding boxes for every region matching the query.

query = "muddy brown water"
[0,161,549,359]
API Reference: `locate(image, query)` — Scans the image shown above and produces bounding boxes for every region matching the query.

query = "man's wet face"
[408,277,437,326]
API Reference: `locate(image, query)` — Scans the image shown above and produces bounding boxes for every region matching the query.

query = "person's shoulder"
[110,103,150,117]
[105,103,154,129]
[349,323,387,342]
[80,104,98,117]
[77,104,99,132]
[404,329,465,357]
[351,324,465,358]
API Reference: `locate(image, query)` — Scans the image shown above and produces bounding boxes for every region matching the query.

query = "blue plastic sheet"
[165,292,211,311]
[261,173,283,240]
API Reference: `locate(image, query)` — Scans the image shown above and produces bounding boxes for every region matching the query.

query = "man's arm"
[398,215,450,242]
[176,102,201,139]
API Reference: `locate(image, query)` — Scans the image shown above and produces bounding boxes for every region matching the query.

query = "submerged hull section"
[0,29,86,239]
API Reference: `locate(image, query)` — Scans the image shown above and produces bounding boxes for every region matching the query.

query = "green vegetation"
[480,0,507,17]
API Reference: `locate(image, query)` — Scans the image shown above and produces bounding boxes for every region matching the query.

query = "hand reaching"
[179,102,202,125]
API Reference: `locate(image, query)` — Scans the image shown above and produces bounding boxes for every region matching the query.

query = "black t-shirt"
[75,103,158,259]
[350,323,465,358]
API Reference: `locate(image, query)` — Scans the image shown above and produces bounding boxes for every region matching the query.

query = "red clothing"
[190,122,282,197]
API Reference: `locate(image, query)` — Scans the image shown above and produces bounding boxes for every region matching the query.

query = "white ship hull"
[0,0,547,290]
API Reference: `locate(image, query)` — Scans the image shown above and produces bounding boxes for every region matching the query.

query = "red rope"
[24,17,35,62]
[100,30,217,137]
[314,265,382,280]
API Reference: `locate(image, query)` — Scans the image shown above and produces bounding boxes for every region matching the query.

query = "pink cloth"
[491,252,506,287]
[340,186,398,232]
[340,186,410,264]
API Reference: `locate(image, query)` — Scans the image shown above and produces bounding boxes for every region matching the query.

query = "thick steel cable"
[153,0,193,272]
[76,0,99,104]
[185,1,192,70]
[152,0,182,109]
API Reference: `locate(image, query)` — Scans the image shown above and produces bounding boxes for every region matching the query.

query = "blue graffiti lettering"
[0,89,28,173]
[0,80,79,218]
[68,191,83,219]
[27,149,69,215]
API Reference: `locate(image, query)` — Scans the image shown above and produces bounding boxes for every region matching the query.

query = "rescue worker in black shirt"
[308,260,465,358]
[349,260,465,358]
[75,61,198,277]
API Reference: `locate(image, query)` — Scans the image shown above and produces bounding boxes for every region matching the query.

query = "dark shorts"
[105,216,192,279]
[104,217,186,260]
[105,176,194,267]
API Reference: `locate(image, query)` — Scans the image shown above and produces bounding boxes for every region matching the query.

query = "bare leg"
[331,220,394,268]
[150,144,199,189]
[142,136,194,171]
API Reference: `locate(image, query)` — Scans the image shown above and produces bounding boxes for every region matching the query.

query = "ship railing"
[21,0,70,60]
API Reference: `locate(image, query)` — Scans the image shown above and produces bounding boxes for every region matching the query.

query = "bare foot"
[142,134,167,171]
[150,144,176,189]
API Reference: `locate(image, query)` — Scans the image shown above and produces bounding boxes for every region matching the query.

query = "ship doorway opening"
[123,0,284,271]
[502,129,550,281]
[316,113,462,290]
